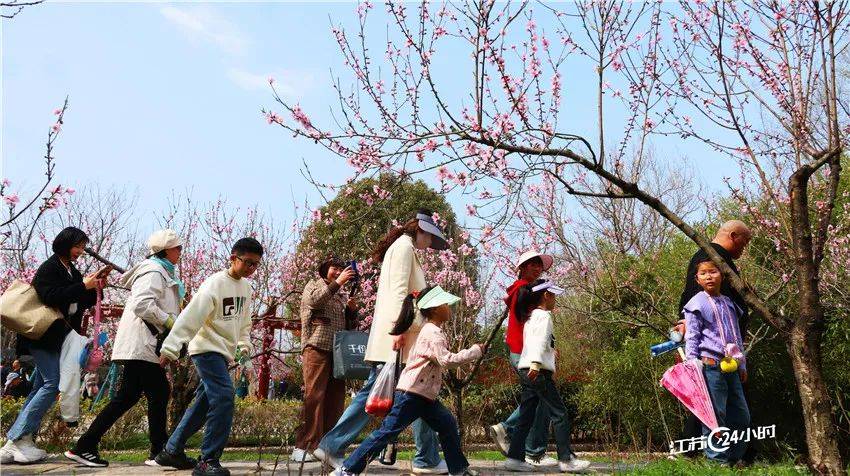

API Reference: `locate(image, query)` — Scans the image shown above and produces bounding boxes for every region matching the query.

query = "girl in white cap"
[333,286,483,476]
[503,279,590,474]
[65,229,184,467]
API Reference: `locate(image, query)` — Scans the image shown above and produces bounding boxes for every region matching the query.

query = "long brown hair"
[371,218,419,263]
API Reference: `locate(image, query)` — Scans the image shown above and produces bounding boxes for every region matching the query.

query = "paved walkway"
[1,455,641,475]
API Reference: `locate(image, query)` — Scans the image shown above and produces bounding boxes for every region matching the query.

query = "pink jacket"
[396,322,482,401]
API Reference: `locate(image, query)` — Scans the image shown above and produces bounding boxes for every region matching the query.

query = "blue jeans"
[166,352,235,463]
[318,364,441,468]
[509,370,572,462]
[501,352,549,456]
[343,392,467,474]
[702,364,750,463]
[7,348,60,441]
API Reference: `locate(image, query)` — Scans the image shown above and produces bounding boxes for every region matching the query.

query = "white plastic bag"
[365,352,399,417]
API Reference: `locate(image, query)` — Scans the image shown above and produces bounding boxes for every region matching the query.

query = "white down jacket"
[111,259,181,363]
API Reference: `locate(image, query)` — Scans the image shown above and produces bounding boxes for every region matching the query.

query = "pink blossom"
[52,124,61,133]
[268,76,275,85]
[466,204,477,216]
[4,194,19,206]
[1,179,10,187]
[64,187,75,195]
[53,108,62,115]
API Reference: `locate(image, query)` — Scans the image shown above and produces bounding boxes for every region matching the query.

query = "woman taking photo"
[1,227,104,464]
[314,210,450,474]
[65,230,184,467]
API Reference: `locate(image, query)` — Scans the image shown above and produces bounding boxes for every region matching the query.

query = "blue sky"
[2,2,735,238]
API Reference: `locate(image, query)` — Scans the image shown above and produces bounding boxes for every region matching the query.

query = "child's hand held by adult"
[527,368,539,381]
[158,355,171,368]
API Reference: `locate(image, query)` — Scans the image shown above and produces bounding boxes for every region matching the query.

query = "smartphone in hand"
[95,265,113,279]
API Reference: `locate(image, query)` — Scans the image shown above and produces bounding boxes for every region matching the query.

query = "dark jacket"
[678,243,749,336]
[17,254,97,354]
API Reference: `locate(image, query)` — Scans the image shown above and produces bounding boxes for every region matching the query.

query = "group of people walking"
[0,212,754,475]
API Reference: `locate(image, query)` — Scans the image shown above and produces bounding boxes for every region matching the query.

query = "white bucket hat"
[531,280,566,295]
[515,250,554,271]
[416,212,448,250]
[147,229,182,255]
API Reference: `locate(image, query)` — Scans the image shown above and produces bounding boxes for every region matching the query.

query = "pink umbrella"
[660,360,718,430]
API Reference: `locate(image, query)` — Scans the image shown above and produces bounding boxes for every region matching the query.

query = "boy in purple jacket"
[683,258,750,466]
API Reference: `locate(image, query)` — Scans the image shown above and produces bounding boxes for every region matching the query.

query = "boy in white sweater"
[154,238,262,476]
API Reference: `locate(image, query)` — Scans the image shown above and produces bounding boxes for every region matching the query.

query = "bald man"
[678,220,751,334]
[677,220,752,461]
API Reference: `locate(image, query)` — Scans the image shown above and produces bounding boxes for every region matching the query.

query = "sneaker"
[64,449,109,467]
[451,469,480,476]
[313,446,344,470]
[487,423,510,456]
[193,459,231,476]
[558,456,591,473]
[144,458,161,466]
[290,447,318,462]
[6,436,47,463]
[155,448,198,470]
[330,468,355,476]
[0,440,14,464]
[526,454,558,466]
[412,459,449,474]
[503,458,536,472]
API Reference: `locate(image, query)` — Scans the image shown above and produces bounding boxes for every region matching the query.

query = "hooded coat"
[111,259,182,364]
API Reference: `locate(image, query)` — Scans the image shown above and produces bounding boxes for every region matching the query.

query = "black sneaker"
[155,449,198,470]
[64,449,109,467]
[193,459,231,476]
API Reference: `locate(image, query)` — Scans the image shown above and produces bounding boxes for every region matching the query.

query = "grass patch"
[627,458,806,475]
[103,449,806,475]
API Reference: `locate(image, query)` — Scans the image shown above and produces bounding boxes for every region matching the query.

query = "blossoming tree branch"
[264,1,849,473]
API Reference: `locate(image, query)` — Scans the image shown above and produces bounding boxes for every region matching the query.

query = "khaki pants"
[295,346,346,450]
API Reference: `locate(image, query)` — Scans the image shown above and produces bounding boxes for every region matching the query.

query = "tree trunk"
[168,362,197,432]
[452,387,465,449]
[786,323,845,475]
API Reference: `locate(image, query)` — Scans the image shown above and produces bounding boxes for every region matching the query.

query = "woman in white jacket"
[65,230,184,468]
[314,210,450,474]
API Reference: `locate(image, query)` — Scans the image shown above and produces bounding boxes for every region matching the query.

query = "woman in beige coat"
[313,210,450,474]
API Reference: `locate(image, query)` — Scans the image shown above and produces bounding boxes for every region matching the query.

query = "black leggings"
[75,360,170,456]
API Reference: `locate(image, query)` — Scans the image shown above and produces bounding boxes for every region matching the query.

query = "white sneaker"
[487,423,510,456]
[144,458,161,466]
[503,458,536,472]
[559,457,591,473]
[5,436,47,463]
[313,447,344,470]
[526,454,558,466]
[330,468,355,476]
[290,447,318,463]
[0,441,13,464]
[412,459,449,474]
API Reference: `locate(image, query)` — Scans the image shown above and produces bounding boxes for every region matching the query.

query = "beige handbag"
[0,279,62,339]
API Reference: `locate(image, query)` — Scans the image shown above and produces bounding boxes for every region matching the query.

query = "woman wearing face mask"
[313,210,451,475]
[1,227,103,464]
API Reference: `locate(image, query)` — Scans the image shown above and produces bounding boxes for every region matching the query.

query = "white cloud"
[227,69,316,99]
[160,5,250,55]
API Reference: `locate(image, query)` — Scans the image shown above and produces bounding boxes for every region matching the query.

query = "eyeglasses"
[235,256,261,268]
